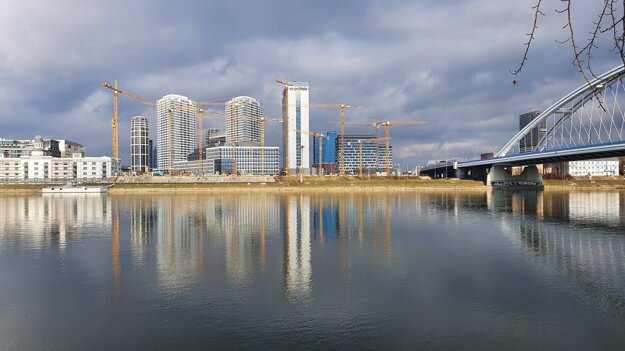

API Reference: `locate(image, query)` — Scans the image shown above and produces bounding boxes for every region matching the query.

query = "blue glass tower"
[312,131,337,166]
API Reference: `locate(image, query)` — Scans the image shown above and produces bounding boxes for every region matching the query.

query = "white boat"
[42,185,108,194]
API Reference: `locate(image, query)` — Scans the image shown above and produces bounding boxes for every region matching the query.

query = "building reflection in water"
[0,194,111,251]
[283,194,312,301]
[221,194,280,285]
[0,192,398,300]
[153,196,209,291]
[108,190,625,311]
[128,197,154,266]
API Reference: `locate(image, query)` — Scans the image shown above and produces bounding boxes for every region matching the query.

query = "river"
[1,191,624,350]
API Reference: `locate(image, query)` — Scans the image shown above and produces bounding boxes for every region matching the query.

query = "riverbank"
[2,177,625,194]
[108,177,488,194]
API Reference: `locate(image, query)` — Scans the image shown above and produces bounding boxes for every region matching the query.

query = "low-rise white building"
[0,155,116,181]
[0,135,117,182]
[206,146,280,175]
[568,159,619,177]
[172,159,215,174]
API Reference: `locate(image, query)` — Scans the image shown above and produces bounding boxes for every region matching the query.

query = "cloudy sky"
[0,0,619,168]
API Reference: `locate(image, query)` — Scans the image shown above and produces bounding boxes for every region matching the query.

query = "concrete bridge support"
[458,166,489,182]
[486,165,543,187]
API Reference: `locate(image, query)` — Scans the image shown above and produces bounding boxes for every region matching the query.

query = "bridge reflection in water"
[416,190,625,317]
[491,191,625,317]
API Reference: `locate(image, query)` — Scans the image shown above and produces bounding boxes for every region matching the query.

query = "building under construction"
[335,135,392,175]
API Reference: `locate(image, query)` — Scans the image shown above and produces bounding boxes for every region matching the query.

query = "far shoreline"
[1,177,625,194]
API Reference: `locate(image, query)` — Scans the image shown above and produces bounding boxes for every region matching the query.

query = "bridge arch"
[498,65,625,157]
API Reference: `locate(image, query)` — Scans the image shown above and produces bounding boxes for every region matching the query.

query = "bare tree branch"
[556,0,607,110]
[579,0,611,78]
[509,0,543,83]
[513,0,625,98]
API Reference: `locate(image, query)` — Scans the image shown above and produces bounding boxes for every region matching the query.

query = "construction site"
[99,78,428,182]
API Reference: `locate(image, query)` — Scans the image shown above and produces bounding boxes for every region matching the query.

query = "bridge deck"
[458,142,625,168]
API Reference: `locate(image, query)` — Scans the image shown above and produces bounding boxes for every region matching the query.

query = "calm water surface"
[1,191,625,350]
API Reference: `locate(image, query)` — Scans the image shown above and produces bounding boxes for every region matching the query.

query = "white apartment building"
[568,159,619,177]
[205,146,280,175]
[156,94,197,170]
[0,136,116,181]
[0,156,116,181]
[226,96,262,145]
[282,81,310,174]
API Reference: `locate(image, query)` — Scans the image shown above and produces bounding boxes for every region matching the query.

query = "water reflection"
[3,191,625,349]
[421,190,625,317]
[0,194,111,251]
[284,195,312,300]
[0,193,396,299]
[2,191,624,313]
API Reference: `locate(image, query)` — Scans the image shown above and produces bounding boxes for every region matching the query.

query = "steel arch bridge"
[498,64,625,157]
[422,64,625,185]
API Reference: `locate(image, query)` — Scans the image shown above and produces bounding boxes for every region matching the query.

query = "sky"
[0,0,620,169]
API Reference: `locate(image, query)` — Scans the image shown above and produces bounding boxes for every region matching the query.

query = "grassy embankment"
[0,177,484,194]
[2,177,625,194]
[109,176,486,193]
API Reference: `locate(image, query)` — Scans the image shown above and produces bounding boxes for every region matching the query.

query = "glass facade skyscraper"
[282,81,309,174]
[312,131,337,166]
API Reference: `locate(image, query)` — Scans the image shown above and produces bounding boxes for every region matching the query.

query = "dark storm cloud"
[0,0,618,166]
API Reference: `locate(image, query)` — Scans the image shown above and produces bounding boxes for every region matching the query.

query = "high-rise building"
[336,135,391,174]
[282,81,310,174]
[226,96,262,146]
[131,116,150,173]
[156,94,197,170]
[519,111,546,153]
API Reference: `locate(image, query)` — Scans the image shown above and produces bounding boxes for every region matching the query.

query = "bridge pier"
[458,166,489,182]
[486,165,543,187]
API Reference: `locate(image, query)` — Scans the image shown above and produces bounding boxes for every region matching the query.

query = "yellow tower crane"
[102,81,154,161]
[293,130,330,177]
[309,104,361,177]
